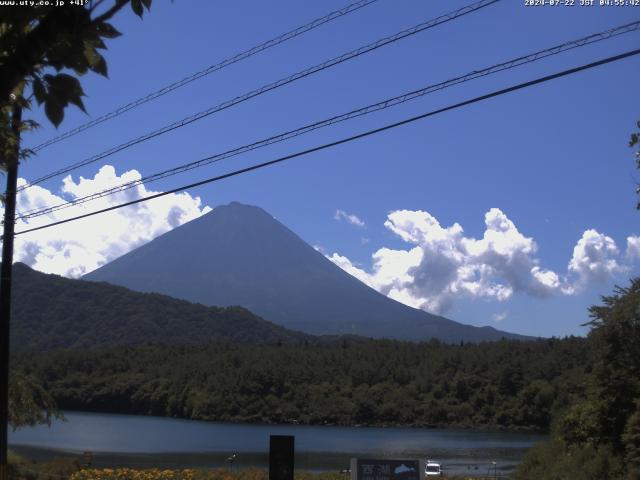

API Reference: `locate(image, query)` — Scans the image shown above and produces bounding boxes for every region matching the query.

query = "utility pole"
[0,102,23,480]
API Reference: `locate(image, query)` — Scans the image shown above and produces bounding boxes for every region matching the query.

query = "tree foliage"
[513,439,624,480]
[0,0,152,169]
[623,401,640,474]
[516,279,640,479]
[14,336,591,431]
[1,0,153,431]
[585,280,640,452]
[7,370,62,430]
[10,263,311,351]
[632,120,640,209]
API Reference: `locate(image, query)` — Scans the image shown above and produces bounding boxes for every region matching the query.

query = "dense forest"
[14,336,590,431]
[513,279,640,479]
[10,263,311,350]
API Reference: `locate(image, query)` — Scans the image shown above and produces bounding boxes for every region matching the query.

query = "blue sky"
[10,0,640,338]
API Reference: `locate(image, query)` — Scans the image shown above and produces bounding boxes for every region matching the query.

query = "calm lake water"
[9,411,545,476]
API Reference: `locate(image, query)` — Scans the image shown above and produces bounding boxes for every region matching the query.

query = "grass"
[8,450,82,480]
[8,454,508,480]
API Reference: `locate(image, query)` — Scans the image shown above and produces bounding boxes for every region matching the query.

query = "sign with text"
[350,459,425,480]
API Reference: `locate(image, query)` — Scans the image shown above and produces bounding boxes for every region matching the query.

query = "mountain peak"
[84,204,529,342]
[218,201,266,212]
[194,201,275,227]
[227,201,256,208]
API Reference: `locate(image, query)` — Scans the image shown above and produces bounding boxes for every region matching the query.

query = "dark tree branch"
[92,0,129,25]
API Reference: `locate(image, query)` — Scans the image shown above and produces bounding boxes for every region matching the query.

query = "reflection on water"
[10,411,545,476]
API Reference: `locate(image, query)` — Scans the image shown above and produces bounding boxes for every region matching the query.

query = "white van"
[424,461,442,477]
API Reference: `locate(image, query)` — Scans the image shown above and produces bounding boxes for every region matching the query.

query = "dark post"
[0,103,22,480]
[269,435,294,480]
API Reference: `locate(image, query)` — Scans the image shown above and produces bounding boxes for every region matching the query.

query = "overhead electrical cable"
[18,0,500,193]
[17,20,640,220]
[29,0,381,153]
[14,48,640,237]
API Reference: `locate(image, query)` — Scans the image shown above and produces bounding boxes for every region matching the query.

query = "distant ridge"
[84,202,531,343]
[11,263,311,351]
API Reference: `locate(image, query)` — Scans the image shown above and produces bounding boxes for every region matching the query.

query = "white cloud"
[5,165,211,277]
[329,208,632,315]
[329,248,424,309]
[626,235,640,260]
[334,209,365,227]
[492,312,507,323]
[568,229,623,287]
[328,253,373,286]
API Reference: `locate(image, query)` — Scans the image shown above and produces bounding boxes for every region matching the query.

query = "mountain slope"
[11,263,310,351]
[84,202,529,342]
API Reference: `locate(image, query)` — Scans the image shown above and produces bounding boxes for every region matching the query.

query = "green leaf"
[141,0,152,9]
[44,98,64,127]
[44,73,87,116]
[131,0,144,17]
[95,22,122,39]
[83,43,100,68]
[32,78,46,105]
[71,60,89,76]
[47,74,85,100]
[66,47,90,75]
[95,53,108,78]
[87,34,107,50]
[19,120,40,133]
[68,94,86,113]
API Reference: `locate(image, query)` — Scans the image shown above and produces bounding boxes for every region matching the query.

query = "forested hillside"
[15,337,590,431]
[10,263,311,350]
[514,279,640,479]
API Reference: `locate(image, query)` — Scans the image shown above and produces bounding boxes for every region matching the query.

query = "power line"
[18,0,500,192]
[14,48,640,237]
[17,20,640,220]
[29,0,381,153]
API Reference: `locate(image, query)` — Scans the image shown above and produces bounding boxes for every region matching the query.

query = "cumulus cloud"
[328,208,631,315]
[328,248,424,309]
[334,209,365,227]
[328,253,375,287]
[626,235,640,260]
[4,165,211,277]
[568,229,622,287]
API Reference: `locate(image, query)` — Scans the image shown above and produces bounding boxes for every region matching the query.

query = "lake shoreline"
[10,411,546,477]
[52,408,549,435]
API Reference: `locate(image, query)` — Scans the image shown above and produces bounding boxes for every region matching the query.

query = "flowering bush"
[69,469,352,480]
[72,468,277,480]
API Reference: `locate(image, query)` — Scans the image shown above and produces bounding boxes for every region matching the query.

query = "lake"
[9,411,545,476]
